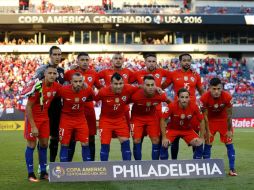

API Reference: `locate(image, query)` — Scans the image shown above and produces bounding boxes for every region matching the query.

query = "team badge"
[47,92,51,97]
[75,97,79,103]
[88,77,92,82]
[52,91,56,96]
[122,96,127,101]
[214,104,219,108]
[146,102,151,107]
[180,114,185,119]
[122,74,128,79]
[82,97,86,102]
[184,76,188,81]
[60,73,64,79]
[191,77,195,82]
[153,102,158,106]
[115,98,120,103]
[220,104,225,107]
[155,74,160,78]
[187,115,192,119]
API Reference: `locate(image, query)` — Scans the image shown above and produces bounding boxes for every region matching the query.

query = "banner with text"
[49,159,225,182]
[0,121,24,130]
[232,118,254,128]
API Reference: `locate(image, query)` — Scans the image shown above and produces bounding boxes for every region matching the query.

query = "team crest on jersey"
[60,73,64,79]
[122,74,128,79]
[190,77,195,82]
[52,91,56,96]
[184,76,188,81]
[220,104,225,107]
[87,77,93,82]
[122,96,127,101]
[82,97,86,102]
[214,104,219,108]
[115,97,120,103]
[153,102,158,106]
[187,115,192,119]
[75,97,79,103]
[180,114,185,119]
[155,74,160,78]
[47,92,51,97]
[146,102,151,107]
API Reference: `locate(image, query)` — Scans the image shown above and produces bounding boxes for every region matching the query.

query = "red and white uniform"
[24,82,61,141]
[95,85,138,144]
[131,89,168,139]
[200,91,233,143]
[162,101,204,144]
[58,85,95,144]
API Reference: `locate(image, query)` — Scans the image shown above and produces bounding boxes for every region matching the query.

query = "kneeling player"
[161,88,208,159]
[24,66,60,182]
[200,77,237,176]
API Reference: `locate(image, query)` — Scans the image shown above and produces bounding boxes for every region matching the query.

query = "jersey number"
[72,104,80,110]
[113,104,120,110]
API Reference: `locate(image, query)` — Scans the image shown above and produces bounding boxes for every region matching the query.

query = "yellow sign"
[0,121,24,131]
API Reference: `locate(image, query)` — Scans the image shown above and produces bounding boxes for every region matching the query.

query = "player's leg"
[59,127,72,162]
[147,120,161,160]
[132,118,144,160]
[203,129,215,159]
[76,123,91,161]
[184,130,203,159]
[99,119,112,161]
[26,140,39,182]
[38,138,49,180]
[67,134,76,162]
[170,137,180,160]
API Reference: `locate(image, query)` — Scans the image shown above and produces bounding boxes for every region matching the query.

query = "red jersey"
[131,89,168,116]
[58,85,94,117]
[28,81,60,120]
[163,101,204,130]
[200,91,232,121]
[130,68,169,87]
[98,68,134,86]
[64,69,101,88]
[164,69,202,101]
[95,85,138,118]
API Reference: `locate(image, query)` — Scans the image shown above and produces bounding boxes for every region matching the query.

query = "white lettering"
[158,164,169,176]
[170,164,179,176]
[113,165,123,178]
[211,163,222,175]
[196,163,206,175]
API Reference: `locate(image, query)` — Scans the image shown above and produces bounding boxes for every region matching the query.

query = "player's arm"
[160,118,170,148]
[200,104,210,143]
[25,100,38,137]
[226,107,233,139]
[161,71,172,90]
[197,86,205,96]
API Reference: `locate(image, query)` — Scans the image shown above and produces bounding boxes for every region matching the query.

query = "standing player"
[160,88,207,159]
[200,77,237,176]
[64,52,101,161]
[162,53,204,160]
[58,72,94,162]
[33,46,65,162]
[24,66,60,182]
[95,73,138,161]
[131,75,170,160]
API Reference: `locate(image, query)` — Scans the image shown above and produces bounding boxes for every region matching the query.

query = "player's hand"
[204,131,211,144]
[156,87,163,95]
[162,137,170,148]
[69,64,79,70]
[31,127,39,137]
[226,130,233,139]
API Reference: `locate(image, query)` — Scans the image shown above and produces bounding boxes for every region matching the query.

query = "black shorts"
[48,98,62,138]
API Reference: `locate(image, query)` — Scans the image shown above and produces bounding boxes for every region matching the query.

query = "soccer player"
[162,53,204,160]
[131,75,170,160]
[58,72,94,162]
[33,46,65,162]
[64,52,101,161]
[95,72,138,161]
[200,77,237,176]
[160,88,207,160]
[24,66,60,182]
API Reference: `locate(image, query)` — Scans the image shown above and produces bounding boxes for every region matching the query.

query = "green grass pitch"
[0,128,253,190]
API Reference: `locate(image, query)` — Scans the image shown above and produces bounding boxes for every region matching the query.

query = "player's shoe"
[228,169,238,176]
[28,172,39,182]
[37,164,49,174]
[40,171,49,180]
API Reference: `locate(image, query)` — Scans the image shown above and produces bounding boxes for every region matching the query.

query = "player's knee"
[191,138,203,146]
[151,137,160,144]
[81,142,89,146]
[27,141,36,149]
[133,138,141,144]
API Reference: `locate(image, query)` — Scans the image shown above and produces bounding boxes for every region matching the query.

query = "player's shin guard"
[226,144,236,170]
[60,145,68,162]
[67,140,76,162]
[89,136,95,161]
[133,143,142,160]
[121,140,131,161]
[203,144,212,159]
[171,137,180,160]
[82,146,91,161]
[39,146,47,172]
[193,144,203,159]
[100,144,110,161]
[49,138,58,162]
[25,147,35,174]
[160,146,169,160]
[152,144,160,160]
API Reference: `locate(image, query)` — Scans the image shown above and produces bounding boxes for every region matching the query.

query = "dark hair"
[72,72,83,79]
[177,88,190,97]
[111,72,123,82]
[77,52,89,59]
[209,77,222,86]
[143,53,156,59]
[45,65,57,70]
[179,53,192,61]
[49,46,61,55]
[143,75,155,82]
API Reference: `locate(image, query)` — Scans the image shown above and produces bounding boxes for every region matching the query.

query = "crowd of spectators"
[0,38,36,45]
[0,54,253,111]
[198,5,254,15]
